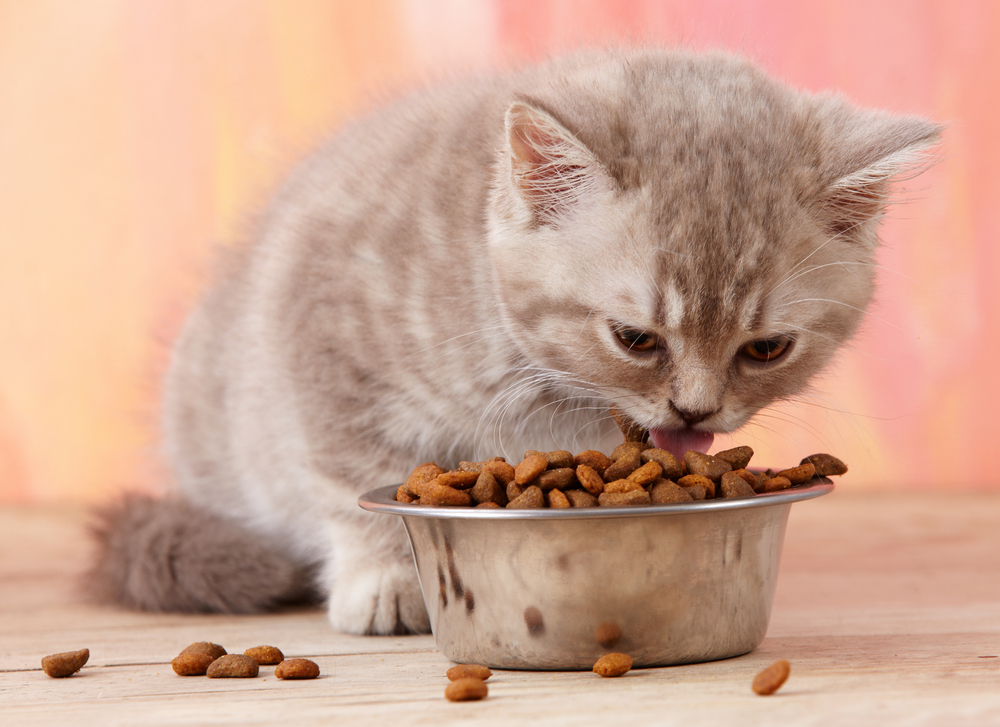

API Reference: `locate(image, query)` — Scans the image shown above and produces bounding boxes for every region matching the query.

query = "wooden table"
[2,492,999,725]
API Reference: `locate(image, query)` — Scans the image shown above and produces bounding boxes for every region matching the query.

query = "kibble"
[593,652,633,677]
[274,658,320,679]
[447,664,493,681]
[445,677,489,701]
[41,649,89,678]
[206,653,259,678]
[752,659,791,695]
[171,652,215,676]
[244,645,284,665]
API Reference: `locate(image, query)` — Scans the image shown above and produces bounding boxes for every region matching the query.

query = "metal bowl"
[358,481,833,670]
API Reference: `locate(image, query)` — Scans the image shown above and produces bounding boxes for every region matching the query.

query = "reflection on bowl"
[358,481,833,670]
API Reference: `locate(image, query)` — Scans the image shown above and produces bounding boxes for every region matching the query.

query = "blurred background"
[1,0,997,504]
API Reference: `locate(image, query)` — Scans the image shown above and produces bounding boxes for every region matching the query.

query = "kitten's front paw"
[327,560,430,635]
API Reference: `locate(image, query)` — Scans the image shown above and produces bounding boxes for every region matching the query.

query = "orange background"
[1,0,997,503]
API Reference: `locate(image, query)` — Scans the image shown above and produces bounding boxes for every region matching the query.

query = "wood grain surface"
[2,492,999,725]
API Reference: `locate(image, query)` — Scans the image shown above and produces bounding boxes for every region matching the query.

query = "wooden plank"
[2,492,1000,726]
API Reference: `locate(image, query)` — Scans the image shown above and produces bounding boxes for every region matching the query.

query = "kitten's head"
[487,51,940,458]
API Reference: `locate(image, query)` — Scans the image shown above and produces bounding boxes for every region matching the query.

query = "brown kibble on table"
[41,648,89,678]
[447,664,492,681]
[244,645,284,665]
[752,659,791,695]
[445,676,488,701]
[507,485,544,509]
[206,653,259,678]
[714,445,754,470]
[171,652,215,676]
[180,642,227,660]
[801,453,848,476]
[594,622,623,648]
[515,454,548,485]
[593,652,633,677]
[274,658,320,679]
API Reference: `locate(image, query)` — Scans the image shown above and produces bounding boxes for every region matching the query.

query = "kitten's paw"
[327,560,430,635]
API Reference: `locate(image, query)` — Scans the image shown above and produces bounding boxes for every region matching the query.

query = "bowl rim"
[358,480,834,520]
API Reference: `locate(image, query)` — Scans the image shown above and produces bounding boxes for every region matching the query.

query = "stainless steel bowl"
[358,481,833,670]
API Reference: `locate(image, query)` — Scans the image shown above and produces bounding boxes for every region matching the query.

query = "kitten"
[87,49,940,635]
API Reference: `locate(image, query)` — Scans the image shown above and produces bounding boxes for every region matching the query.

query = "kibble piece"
[526,449,575,469]
[576,464,606,495]
[759,475,792,493]
[445,677,488,701]
[447,664,493,681]
[507,485,544,509]
[593,652,633,677]
[714,445,754,470]
[603,450,642,481]
[546,489,571,508]
[506,481,524,501]
[752,659,790,695]
[171,652,215,676]
[640,448,684,479]
[650,479,694,504]
[437,470,481,489]
[515,454,548,485]
[476,501,502,508]
[731,468,757,488]
[610,440,650,461]
[420,482,472,507]
[470,470,507,506]
[537,468,576,491]
[574,450,611,475]
[604,478,644,494]
[678,474,716,498]
[403,463,445,498]
[595,622,623,649]
[627,460,663,486]
[458,457,504,472]
[180,642,227,660]
[274,658,320,679]
[684,451,732,481]
[776,462,816,485]
[610,406,649,443]
[684,484,708,500]
[395,486,415,503]
[564,489,599,507]
[720,470,756,499]
[598,489,651,506]
[801,453,848,477]
[244,645,284,665]
[41,649,89,678]
[482,459,517,485]
[206,653,259,678]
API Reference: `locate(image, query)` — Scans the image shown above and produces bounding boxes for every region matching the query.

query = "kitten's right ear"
[505,101,610,222]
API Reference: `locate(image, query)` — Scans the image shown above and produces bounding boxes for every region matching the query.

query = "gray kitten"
[87,49,939,634]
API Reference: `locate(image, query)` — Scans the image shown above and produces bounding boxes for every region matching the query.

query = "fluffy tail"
[84,494,318,613]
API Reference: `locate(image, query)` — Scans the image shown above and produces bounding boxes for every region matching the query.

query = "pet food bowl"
[358,480,832,670]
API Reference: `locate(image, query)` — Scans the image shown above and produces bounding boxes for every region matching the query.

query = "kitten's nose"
[672,405,716,427]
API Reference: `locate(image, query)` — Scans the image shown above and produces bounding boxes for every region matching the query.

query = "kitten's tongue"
[649,428,715,461]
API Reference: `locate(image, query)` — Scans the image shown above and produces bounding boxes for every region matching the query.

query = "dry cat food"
[171,652,216,676]
[593,652,633,677]
[180,641,227,660]
[752,659,791,695]
[445,676,489,702]
[206,653,260,678]
[274,658,321,679]
[41,648,89,678]
[244,645,284,665]
[447,664,493,681]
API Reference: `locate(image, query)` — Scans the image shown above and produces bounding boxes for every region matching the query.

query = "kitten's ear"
[817,110,942,244]
[505,101,611,222]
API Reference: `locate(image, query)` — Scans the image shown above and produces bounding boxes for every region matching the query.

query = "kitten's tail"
[84,494,318,613]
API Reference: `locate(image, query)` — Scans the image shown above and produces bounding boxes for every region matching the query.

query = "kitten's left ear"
[505,101,612,222]
[817,108,942,244]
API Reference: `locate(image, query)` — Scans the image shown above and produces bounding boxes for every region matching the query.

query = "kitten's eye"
[740,337,793,363]
[613,326,658,353]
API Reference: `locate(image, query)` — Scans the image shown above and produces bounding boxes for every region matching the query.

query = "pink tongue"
[649,428,715,461]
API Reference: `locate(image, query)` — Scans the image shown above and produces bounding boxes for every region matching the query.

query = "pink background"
[1,0,996,503]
